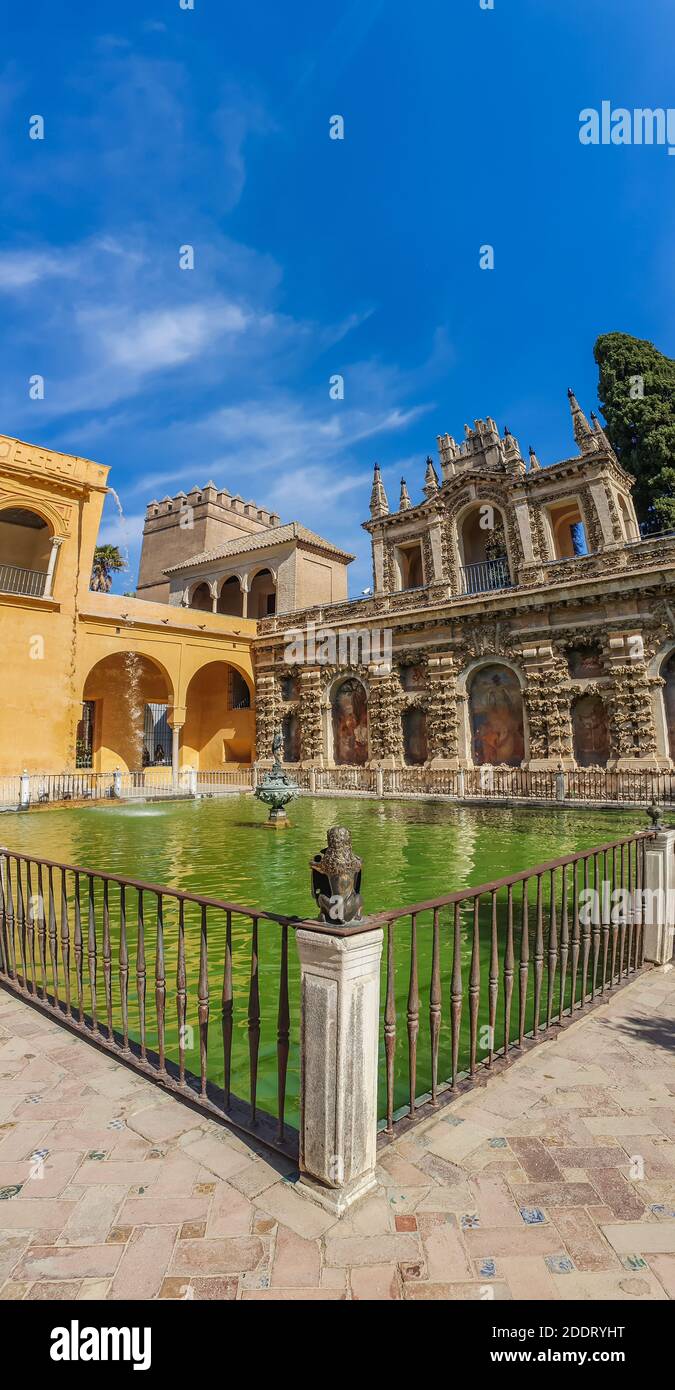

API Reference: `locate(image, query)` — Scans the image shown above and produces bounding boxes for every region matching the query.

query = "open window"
[395,540,424,591]
[546,499,589,559]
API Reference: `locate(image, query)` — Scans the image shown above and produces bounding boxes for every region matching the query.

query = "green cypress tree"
[594,332,675,533]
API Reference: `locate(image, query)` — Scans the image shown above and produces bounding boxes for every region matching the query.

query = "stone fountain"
[254,727,299,826]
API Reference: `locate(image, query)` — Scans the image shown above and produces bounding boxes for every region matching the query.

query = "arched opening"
[402,707,428,766]
[331,677,368,766]
[394,541,424,591]
[459,504,511,594]
[249,569,276,618]
[190,581,212,612]
[217,576,244,617]
[661,652,675,761]
[618,494,639,542]
[0,506,54,597]
[82,652,173,772]
[183,660,254,767]
[572,693,610,767]
[282,712,301,763]
[546,499,588,559]
[469,664,525,767]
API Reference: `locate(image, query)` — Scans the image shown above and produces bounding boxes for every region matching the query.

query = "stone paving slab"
[0,967,674,1301]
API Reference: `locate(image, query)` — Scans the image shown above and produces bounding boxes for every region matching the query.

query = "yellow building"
[0,433,256,777]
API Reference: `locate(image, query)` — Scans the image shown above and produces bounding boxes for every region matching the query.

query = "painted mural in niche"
[661,652,675,759]
[331,678,368,765]
[402,708,428,766]
[469,665,525,767]
[282,712,300,763]
[399,663,425,692]
[572,693,610,766]
[567,645,604,679]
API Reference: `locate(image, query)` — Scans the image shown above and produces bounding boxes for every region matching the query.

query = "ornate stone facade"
[254,392,675,771]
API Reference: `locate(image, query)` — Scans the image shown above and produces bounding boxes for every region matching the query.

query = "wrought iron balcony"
[460,556,512,595]
[0,564,48,598]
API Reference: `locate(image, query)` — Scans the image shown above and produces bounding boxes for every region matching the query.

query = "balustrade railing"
[459,557,512,594]
[0,848,297,1155]
[0,564,48,598]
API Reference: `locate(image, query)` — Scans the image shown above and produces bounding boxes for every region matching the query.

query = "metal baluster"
[468,898,480,1075]
[36,864,47,998]
[74,872,84,1021]
[119,884,129,1051]
[198,904,209,1097]
[47,866,58,1004]
[2,853,15,979]
[276,922,290,1139]
[384,921,396,1133]
[609,846,618,986]
[136,890,146,1059]
[591,853,601,998]
[222,910,233,1110]
[546,868,557,1029]
[504,885,514,1054]
[25,860,36,993]
[636,838,645,967]
[581,857,591,1004]
[617,842,626,981]
[155,895,166,1073]
[16,858,27,987]
[533,874,544,1035]
[176,899,187,1083]
[559,863,569,1022]
[488,890,499,1062]
[102,881,113,1040]
[600,848,610,992]
[429,908,441,1101]
[87,875,98,1029]
[450,902,462,1088]
[407,913,419,1114]
[518,879,529,1044]
[60,869,71,1017]
[248,917,261,1123]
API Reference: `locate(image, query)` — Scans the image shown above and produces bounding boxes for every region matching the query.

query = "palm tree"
[90,545,126,592]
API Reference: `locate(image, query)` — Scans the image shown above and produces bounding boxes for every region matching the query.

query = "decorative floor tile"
[621,1255,648,1271]
[545,1254,576,1274]
[461,1213,480,1230]
[0,1185,23,1199]
[520,1207,546,1225]
[488,1138,507,1149]
[478,1258,496,1278]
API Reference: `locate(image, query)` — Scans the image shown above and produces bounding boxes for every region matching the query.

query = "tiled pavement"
[0,967,674,1302]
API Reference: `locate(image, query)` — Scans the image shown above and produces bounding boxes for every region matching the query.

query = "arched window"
[331,677,368,766]
[0,506,53,597]
[402,708,428,765]
[190,582,212,612]
[217,576,243,616]
[572,693,610,767]
[661,652,675,761]
[469,664,525,767]
[249,569,276,618]
[459,505,511,594]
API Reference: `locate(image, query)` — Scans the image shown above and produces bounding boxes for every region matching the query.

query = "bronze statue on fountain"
[254,727,299,826]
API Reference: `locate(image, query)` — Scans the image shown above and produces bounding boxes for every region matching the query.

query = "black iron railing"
[460,557,512,594]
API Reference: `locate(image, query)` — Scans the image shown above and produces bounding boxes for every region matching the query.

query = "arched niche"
[468,663,525,767]
[328,676,369,766]
[189,581,212,612]
[571,692,610,767]
[249,568,276,618]
[402,707,428,766]
[0,505,54,573]
[456,501,512,594]
[217,575,244,617]
[282,712,301,763]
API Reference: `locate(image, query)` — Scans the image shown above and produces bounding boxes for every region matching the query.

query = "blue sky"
[1,0,674,592]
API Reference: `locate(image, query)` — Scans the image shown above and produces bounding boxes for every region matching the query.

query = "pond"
[0,794,640,1130]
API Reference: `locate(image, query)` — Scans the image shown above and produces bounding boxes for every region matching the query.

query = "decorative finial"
[647,800,665,831]
[528,445,541,471]
[423,456,439,498]
[369,462,389,518]
[399,478,412,511]
[567,388,597,452]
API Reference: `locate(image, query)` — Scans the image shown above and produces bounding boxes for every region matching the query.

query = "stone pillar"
[251,763,258,790]
[309,767,317,793]
[642,829,675,965]
[171,726,182,788]
[556,768,566,801]
[241,582,249,619]
[295,925,384,1214]
[43,537,63,599]
[20,770,30,809]
[457,766,465,799]
[113,767,122,798]
[375,767,384,797]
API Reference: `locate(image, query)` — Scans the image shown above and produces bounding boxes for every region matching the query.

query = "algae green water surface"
[0,794,639,1129]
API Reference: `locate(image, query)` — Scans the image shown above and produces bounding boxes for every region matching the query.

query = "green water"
[0,795,639,1129]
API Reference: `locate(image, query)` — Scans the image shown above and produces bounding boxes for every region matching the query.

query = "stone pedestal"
[295,926,383,1214]
[642,829,675,965]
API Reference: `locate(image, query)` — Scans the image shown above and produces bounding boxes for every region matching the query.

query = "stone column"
[642,829,675,965]
[427,655,459,768]
[295,925,384,1214]
[20,770,30,809]
[43,537,63,599]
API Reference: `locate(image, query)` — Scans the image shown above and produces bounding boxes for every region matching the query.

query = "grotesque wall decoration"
[331,677,369,766]
[469,665,525,766]
[661,652,675,760]
[572,693,610,766]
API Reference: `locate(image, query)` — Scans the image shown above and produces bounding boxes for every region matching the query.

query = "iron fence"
[0,847,298,1157]
[360,831,653,1135]
[0,564,48,598]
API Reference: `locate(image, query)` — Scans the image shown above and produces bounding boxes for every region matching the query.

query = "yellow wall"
[0,433,257,775]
